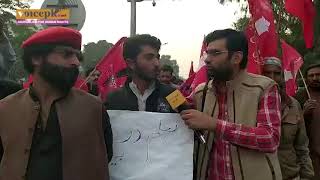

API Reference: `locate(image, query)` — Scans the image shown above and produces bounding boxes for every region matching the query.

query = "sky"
[31,0,241,78]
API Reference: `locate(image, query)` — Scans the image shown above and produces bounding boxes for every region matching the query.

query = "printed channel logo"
[16,9,70,25]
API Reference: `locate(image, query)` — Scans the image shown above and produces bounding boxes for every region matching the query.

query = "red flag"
[285,0,316,48]
[188,61,195,77]
[246,0,279,74]
[246,19,263,74]
[281,40,304,96]
[190,39,208,91]
[179,73,196,98]
[191,66,207,91]
[96,37,128,101]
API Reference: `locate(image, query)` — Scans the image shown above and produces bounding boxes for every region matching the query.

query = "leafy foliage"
[81,40,114,71]
[160,55,179,77]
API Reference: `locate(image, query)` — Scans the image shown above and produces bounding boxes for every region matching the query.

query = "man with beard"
[262,57,314,180]
[105,34,176,113]
[180,29,282,180]
[295,63,320,180]
[0,27,112,180]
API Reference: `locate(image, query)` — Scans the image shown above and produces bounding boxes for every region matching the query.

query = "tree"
[0,0,33,35]
[82,40,114,71]
[160,55,179,77]
[1,0,39,80]
[7,24,40,80]
[233,16,249,31]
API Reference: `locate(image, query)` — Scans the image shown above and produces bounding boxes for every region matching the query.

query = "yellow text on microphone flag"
[165,90,186,110]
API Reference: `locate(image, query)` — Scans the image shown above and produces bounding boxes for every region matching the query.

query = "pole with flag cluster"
[280,0,316,96]
[244,0,316,97]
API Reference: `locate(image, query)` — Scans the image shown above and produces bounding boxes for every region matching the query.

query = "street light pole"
[128,0,157,37]
[130,0,137,37]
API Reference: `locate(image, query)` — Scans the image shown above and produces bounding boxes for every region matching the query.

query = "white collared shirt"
[129,81,156,111]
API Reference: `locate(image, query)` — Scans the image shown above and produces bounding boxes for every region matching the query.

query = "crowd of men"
[0,26,319,180]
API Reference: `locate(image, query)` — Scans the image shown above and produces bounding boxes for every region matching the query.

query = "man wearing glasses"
[0,27,112,180]
[180,29,282,180]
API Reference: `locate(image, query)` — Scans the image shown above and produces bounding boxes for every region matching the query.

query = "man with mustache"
[262,57,314,180]
[181,29,282,180]
[0,27,112,180]
[105,34,176,113]
[296,63,320,180]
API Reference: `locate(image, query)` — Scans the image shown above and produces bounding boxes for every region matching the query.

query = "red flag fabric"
[23,75,89,92]
[179,73,196,99]
[246,19,263,74]
[96,37,128,101]
[281,40,304,96]
[191,66,207,91]
[190,39,208,91]
[285,0,316,48]
[178,38,207,102]
[188,61,195,77]
[246,0,279,74]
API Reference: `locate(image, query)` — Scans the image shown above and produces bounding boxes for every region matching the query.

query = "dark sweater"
[105,80,176,113]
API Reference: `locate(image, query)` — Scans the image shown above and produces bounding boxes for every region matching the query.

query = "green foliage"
[81,40,114,71]
[7,24,40,80]
[1,0,39,80]
[233,16,249,31]
[160,55,179,77]
[0,0,32,12]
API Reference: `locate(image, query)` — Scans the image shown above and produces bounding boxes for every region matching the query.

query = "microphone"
[176,104,206,144]
[164,89,206,144]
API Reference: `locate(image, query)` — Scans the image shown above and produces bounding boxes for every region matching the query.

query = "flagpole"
[298,69,311,99]
[79,67,97,88]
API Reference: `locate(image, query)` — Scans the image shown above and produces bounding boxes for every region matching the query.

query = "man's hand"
[180,109,216,131]
[303,99,318,115]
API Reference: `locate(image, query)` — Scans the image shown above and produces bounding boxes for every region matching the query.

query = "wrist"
[208,117,217,131]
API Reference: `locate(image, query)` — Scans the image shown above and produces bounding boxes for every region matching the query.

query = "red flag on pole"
[179,38,207,101]
[190,38,208,91]
[96,37,128,101]
[246,0,279,74]
[188,61,195,77]
[281,40,304,96]
[179,73,196,98]
[284,0,316,49]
